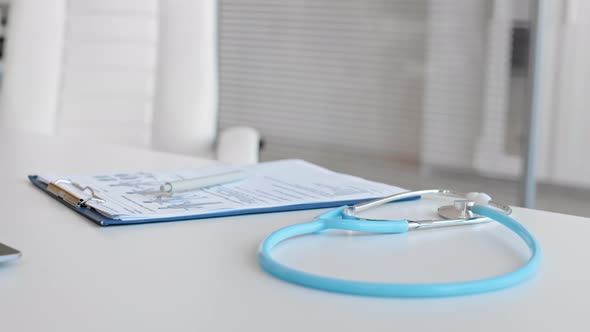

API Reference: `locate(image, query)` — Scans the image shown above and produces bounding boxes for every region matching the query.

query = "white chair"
[0,0,260,164]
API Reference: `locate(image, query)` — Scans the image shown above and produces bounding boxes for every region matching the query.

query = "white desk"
[1,132,589,331]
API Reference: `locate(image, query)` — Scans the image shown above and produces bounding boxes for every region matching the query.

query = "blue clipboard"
[29,175,417,227]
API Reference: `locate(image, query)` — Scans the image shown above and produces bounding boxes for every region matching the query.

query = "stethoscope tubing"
[258,205,541,297]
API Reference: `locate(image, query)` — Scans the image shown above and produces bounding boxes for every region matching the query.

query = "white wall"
[548,0,590,187]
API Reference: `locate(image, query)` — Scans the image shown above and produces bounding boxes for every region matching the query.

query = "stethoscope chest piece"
[438,200,476,220]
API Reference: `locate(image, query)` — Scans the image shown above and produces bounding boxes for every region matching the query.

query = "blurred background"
[0,0,589,216]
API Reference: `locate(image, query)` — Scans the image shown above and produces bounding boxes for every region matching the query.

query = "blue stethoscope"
[258,189,541,297]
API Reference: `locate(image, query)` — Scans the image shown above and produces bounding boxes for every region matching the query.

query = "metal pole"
[520,0,546,208]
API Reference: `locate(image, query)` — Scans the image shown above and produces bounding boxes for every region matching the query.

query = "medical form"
[36,160,406,221]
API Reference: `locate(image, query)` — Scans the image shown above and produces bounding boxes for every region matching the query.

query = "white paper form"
[38,160,406,221]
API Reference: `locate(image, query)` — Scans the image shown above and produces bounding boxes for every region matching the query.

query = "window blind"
[218,0,428,170]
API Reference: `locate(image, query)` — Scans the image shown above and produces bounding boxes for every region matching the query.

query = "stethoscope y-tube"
[258,190,541,297]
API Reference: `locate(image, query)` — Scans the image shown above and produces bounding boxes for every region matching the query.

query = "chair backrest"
[0,0,218,157]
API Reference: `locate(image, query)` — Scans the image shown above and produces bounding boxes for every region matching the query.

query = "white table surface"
[1,132,589,331]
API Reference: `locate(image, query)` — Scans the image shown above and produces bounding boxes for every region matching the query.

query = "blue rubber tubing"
[258,205,541,297]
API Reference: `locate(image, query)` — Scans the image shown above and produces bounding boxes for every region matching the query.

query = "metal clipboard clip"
[46,179,105,208]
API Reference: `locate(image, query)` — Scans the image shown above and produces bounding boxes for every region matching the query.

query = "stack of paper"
[37,160,405,221]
